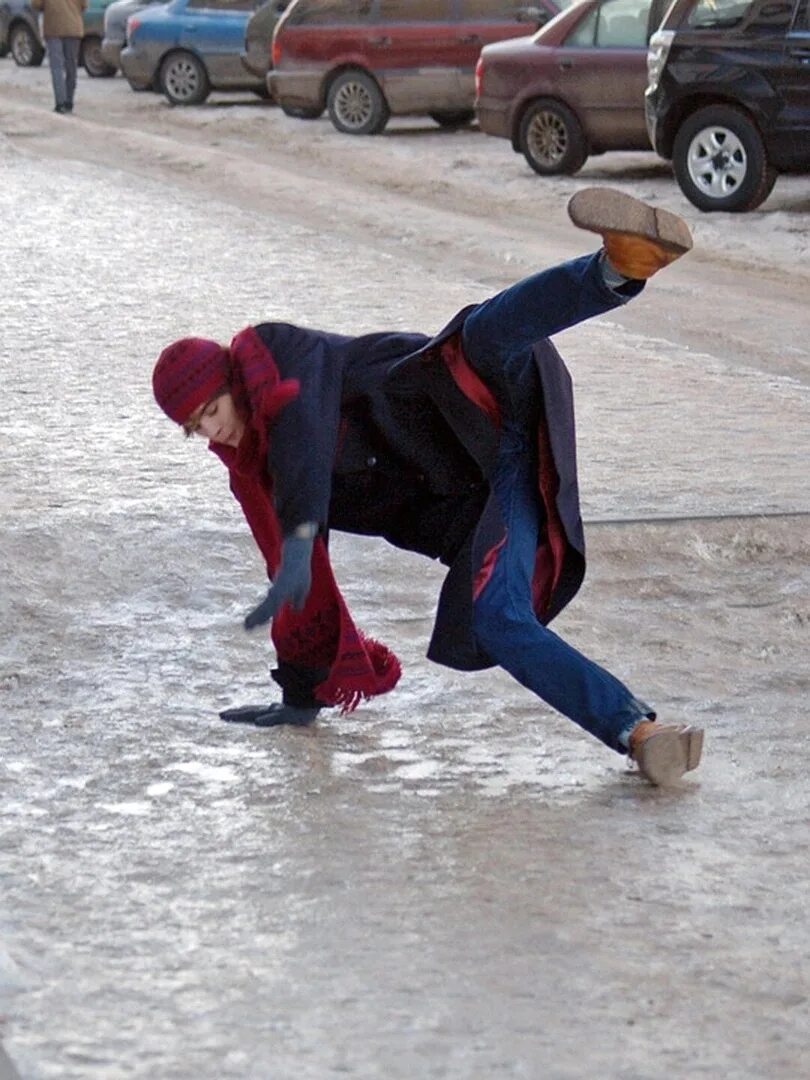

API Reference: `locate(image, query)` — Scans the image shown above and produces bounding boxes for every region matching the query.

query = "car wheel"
[81,35,116,78]
[672,105,776,213]
[160,51,210,106]
[280,103,324,119]
[518,98,587,176]
[429,109,474,130]
[10,22,44,67]
[327,69,389,135]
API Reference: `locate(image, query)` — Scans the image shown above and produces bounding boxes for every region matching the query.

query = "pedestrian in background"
[31,0,86,114]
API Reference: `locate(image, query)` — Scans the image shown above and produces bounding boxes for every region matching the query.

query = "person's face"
[184,392,245,448]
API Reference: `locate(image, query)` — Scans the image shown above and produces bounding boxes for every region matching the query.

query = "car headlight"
[647,30,674,93]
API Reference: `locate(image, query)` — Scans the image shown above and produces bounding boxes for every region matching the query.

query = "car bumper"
[267,70,321,109]
[120,47,153,89]
[240,43,267,80]
[475,98,511,139]
[101,38,123,68]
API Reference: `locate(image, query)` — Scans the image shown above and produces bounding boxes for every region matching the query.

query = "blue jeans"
[462,253,653,753]
[45,37,80,110]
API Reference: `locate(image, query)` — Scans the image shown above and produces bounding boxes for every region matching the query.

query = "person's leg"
[462,252,642,383]
[472,428,653,754]
[63,37,80,111]
[45,38,68,111]
[462,189,693,382]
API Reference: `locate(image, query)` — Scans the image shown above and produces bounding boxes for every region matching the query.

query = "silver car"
[101,0,164,71]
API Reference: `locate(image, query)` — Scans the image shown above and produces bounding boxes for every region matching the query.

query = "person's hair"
[182,386,229,437]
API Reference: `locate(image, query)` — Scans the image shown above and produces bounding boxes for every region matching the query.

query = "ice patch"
[164,762,240,784]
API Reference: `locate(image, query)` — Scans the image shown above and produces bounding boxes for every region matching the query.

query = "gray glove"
[244,532,315,630]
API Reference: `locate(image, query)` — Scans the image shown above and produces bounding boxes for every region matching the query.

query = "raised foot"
[629,721,704,786]
[568,187,693,280]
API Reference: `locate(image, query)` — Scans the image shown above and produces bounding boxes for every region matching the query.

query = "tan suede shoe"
[629,720,705,786]
[567,187,693,280]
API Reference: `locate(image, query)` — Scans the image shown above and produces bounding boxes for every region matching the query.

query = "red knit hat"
[152,337,230,424]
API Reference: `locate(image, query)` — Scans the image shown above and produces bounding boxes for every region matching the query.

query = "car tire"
[672,105,777,213]
[280,103,324,119]
[0,40,9,59]
[429,109,474,130]
[327,69,389,135]
[518,98,587,176]
[160,51,210,106]
[81,35,116,78]
[10,22,44,67]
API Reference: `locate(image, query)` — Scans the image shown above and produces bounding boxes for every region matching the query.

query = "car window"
[187,0,257,9]
[566,0,651,46]
[377,0,453,19]
[456,0,547,16]
[685,0,794,32]
[284,0,372,25]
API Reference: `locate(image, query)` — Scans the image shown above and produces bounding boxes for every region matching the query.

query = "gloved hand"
[219,703,320,727]
[243,532,315,630]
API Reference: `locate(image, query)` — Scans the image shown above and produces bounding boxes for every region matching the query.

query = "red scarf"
[209,327,400,712]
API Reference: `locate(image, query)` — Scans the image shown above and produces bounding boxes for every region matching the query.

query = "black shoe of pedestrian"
[64,103,73,113]
[54,104,66,114]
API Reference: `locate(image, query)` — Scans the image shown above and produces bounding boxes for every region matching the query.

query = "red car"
[476,0,670,174]
[268,0,567,135]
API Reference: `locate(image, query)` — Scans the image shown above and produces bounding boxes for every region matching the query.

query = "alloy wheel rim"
[14,30,34,64]
[686,125,747,199]
[527,111,567,166]
[166,59,200,101]
[335,82,372,130]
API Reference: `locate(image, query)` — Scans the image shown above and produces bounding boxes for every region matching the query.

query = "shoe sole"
[568,188,693,257]
[635,726,704,786]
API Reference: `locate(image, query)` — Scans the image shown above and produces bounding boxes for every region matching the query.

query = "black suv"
[645,0,810,212]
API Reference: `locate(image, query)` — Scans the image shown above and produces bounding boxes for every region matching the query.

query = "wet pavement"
[1,125,809,1080]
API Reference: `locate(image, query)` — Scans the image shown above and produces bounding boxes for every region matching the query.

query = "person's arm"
[243,325,344,628]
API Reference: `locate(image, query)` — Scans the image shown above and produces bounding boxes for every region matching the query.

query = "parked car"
[82,0,120,75]
[240,0,286,79]
[0,0,118,73]
[0,0,44,66]
[121,0,266,105]
[476,0,671,175]
[101,0,165,72]
[268,0,567,135]
[646,0,810,213]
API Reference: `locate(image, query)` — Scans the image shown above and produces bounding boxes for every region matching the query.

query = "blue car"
[120,0,266,105]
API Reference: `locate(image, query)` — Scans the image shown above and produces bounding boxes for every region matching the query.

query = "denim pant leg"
[462,253,644,386]
[64,37,80,106]
[472,430,653,753]
[45,38,68,108]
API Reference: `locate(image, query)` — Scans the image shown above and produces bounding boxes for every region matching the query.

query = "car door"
[181,0,257,85]
[454,0,560,99]
[770,0,810,164]
[553,0,657,147]
[370,0,460,111]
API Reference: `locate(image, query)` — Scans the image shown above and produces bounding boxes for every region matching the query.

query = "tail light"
[647,30,674,93]
[271,38,282,66]
[475,56,483,99]
[127,15,140,41]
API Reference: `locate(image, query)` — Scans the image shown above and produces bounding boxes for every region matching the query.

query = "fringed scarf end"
[315,634,402,714]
